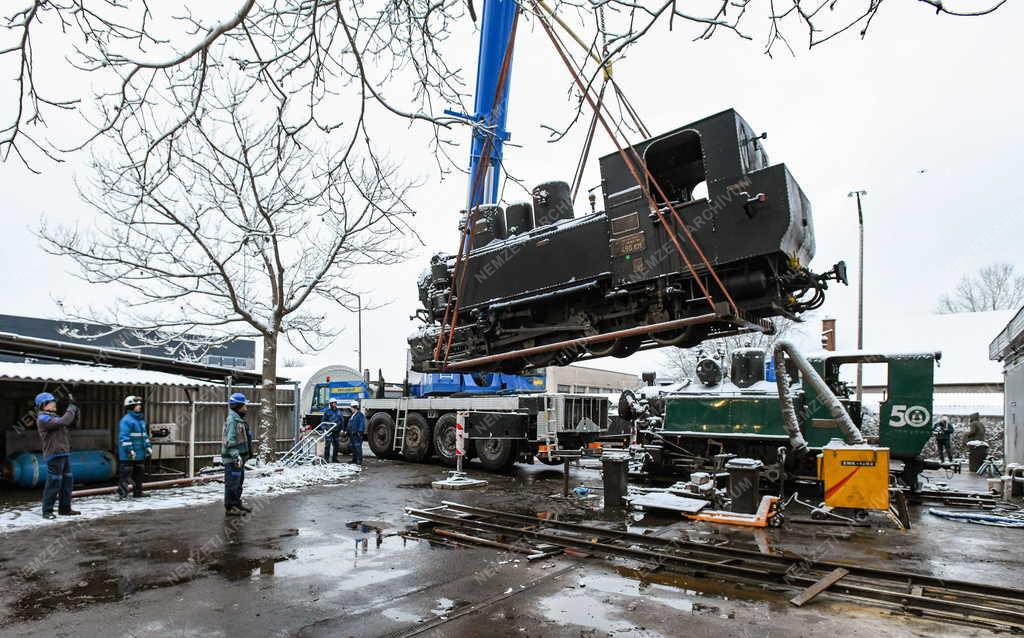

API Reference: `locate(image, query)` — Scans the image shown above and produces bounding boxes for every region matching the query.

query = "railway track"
[406,501,1024,632]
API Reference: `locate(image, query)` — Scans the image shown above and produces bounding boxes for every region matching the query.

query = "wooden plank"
[790,568,850,607]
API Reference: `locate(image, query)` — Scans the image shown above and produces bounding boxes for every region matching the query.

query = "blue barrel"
[5,450,117,488]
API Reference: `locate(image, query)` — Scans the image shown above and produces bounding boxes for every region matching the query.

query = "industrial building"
[0,333,296,486]
[542,364,641,395]
[992,305,1024,464]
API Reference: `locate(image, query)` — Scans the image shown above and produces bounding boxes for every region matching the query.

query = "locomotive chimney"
[821,318,836,351]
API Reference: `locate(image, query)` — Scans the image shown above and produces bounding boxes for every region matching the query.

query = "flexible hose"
[773,340,866,449]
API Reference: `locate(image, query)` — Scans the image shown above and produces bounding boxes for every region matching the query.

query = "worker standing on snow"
[222,392,253,516]
[346,402,365,466]
[934,418,955,463]
[35,391,81,520]
[117,396,152,499]
[321,399,344,463]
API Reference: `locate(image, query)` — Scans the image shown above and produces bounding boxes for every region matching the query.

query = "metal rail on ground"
[405,501,1024,631]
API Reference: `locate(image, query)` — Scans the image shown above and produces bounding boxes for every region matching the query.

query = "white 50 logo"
[889,404,931,428]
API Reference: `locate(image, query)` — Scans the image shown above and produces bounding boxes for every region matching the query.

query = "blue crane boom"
[466,0,518,208]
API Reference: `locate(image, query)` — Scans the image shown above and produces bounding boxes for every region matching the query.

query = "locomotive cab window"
[643,129,707,206]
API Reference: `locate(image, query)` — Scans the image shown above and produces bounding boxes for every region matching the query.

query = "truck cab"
[304,378,370,427]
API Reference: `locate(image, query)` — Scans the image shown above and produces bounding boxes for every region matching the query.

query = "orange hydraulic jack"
[684,495,783,528]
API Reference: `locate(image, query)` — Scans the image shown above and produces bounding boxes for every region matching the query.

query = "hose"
[773,340,866,452]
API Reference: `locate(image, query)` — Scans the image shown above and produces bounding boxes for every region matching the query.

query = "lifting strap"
[529,1,738,316]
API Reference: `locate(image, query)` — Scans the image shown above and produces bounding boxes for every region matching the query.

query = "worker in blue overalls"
[117,395,152,499]
[346,402,365,466]
[222,392,253,516]
[35,391,81,519]
[320,399,345,463]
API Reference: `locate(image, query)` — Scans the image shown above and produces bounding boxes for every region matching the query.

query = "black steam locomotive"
[410,109,845,373]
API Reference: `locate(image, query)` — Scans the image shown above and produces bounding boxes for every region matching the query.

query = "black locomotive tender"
[411,110,845,373]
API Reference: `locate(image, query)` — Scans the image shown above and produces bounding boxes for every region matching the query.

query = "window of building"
[557,384,571,393]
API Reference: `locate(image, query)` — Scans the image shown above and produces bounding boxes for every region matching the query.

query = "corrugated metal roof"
[990,305,1024,362]
[0,361,216,387]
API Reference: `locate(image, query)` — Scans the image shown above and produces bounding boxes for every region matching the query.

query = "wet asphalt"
[0,457,1017,637]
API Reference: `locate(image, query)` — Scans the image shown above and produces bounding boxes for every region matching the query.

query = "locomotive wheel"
[611,336,642,358]
[476,438,517,472]
[432,413,476,466]
[652,324,708,348]
[584,338,621,358]
[367,412,400,459]
[585,336,641,359]
[401,412,433,462]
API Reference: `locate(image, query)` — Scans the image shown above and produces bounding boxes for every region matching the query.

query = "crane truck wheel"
[401,412,433,463]
[476,438,516,472]
[367,412,400,460]
[433,413,477,466]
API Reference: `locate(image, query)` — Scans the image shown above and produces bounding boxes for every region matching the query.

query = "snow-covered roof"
[0,361,216,387]
[855,310,1013,386]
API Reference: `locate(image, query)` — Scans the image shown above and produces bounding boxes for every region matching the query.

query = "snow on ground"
[0,462,361,534]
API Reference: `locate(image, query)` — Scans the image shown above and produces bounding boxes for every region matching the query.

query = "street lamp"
[338,288,362,373]
[848,190,867,402]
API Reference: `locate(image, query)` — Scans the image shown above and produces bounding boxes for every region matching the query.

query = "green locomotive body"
[638,350,940,488]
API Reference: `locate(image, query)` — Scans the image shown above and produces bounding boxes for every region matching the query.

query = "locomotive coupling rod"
[442,312,721,370]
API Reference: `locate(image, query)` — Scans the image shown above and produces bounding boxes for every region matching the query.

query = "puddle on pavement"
[9,566,188,623]
[537,571,697,636]
[346,520,393,533]
[208,553,297,581]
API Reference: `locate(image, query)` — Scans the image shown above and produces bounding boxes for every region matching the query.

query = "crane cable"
[528,0,739,316]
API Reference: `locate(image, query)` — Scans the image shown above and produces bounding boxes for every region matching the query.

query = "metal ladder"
[279,427,330,467]
[393,397,410,455]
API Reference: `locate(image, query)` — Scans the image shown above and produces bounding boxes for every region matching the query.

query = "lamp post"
[848,190,867,402]
[338,288,362,373]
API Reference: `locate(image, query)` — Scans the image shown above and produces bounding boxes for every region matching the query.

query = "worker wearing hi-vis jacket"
[222,392,253,516]
[118,395,152,499]
[320,399,345,463]
[346,402,365,466]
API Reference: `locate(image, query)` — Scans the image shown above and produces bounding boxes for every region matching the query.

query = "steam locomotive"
[410,109,846,373]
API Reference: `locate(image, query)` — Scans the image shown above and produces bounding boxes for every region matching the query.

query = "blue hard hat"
[228,392,249,406]
[35,392,56,408]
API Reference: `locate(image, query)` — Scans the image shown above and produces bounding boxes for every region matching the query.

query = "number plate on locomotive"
[609,231,646,257]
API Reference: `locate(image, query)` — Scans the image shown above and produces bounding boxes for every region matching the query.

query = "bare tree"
[661,318,795,381]
[0,0,1006,171]
[936,262,1024,314]
[39,88,414,461]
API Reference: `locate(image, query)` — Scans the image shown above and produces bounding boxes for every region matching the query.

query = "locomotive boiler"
[410,109,846,373]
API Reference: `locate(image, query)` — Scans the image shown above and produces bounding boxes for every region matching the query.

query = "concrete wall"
[544,365,640,394]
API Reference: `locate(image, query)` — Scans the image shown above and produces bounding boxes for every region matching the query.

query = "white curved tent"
[281,364,363,415]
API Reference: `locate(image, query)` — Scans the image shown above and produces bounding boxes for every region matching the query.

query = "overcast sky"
[1,1,1020,382]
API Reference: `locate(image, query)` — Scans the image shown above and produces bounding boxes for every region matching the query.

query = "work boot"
[225,507,245,516]
[59,510,82,516]
[42,511,57,520]
[236,504,253,513]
